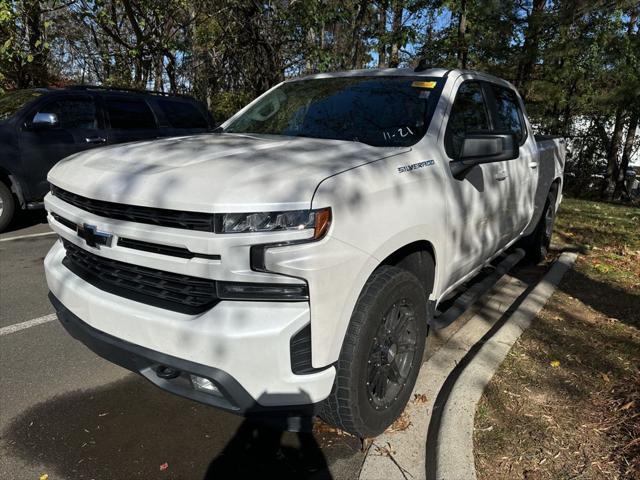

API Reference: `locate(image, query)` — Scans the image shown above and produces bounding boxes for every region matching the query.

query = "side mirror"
[29,112,59,130]
[450,134,519,177]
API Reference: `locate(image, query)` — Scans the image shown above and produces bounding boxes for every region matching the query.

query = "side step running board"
[431,248,525,330]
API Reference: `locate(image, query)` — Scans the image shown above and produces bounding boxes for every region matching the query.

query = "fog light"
[190,375,223,397]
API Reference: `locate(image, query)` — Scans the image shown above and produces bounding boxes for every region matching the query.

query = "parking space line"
[0,314,57,336]
[0,231,56,242]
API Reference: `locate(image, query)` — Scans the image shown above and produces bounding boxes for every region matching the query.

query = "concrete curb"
[360,270,533,479]
[429,251,577,480]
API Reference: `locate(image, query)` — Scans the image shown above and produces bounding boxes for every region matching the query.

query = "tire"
[320,265,429,437]
[0,181,15,233]
[522,188,557,263]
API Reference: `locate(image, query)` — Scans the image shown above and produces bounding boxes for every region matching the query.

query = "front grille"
[51,211,221,260]
[61,240,218,314]
[117,237,221,260]
[51,185,215,232]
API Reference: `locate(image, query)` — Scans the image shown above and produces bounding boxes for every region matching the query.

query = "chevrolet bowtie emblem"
[77,223,113,248]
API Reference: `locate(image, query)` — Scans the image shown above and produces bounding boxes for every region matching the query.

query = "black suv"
[0,86,214,231]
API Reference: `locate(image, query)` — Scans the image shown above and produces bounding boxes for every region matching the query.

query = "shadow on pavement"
[205,416,332,479]
[3,209,48,234]
[3,375,357,479]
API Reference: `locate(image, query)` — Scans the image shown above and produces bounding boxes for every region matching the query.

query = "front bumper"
[45,241,336,411]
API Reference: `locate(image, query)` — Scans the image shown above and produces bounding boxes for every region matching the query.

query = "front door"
[19,94,107,200]
[440,79,509,284]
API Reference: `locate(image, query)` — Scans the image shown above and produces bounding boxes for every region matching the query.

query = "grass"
[474,197,640,480]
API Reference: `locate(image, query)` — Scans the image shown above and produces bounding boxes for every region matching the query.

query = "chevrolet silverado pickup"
[44,67,565,437]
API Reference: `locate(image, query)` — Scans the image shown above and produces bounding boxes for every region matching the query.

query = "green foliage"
[0,0,636,199]
[209,91,254,124]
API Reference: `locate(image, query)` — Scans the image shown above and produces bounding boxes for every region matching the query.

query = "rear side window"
[490,86,525,143]
[38,97,97,129]
[445,82,491,158]
[157,99,208,129]
[106,98,156,129]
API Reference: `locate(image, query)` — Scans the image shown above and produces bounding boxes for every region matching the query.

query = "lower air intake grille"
[61,240,218,314]
[290,324,325,375]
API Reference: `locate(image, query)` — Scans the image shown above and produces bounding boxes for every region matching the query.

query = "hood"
[48,133,408,212]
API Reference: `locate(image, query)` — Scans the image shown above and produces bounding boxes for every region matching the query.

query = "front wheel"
[319,266,429,437]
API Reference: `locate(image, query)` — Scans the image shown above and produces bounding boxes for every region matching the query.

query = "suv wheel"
[320,265,429,437]
[0,181,15,232]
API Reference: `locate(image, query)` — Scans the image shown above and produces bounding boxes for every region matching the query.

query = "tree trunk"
[377,1,387,68]
[516,0,546,99]
[614,111,638,200]
[457,0,467,69]
[154,56,164,92]
[22,0,48,87]
[603,7,637,200]
[388,0,403,68]
[165,50,177,93]
[602,109,625,200]
[351,0,369,69]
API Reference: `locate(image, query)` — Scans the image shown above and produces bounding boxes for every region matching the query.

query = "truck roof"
[287,67,516,90]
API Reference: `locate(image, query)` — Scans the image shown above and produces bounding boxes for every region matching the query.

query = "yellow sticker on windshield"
[411,81,437,89]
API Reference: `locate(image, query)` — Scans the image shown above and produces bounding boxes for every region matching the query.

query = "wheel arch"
[379,240,436,298]
[0,167,25,208]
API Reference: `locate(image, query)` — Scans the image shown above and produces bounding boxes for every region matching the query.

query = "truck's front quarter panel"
[264,146,449,368]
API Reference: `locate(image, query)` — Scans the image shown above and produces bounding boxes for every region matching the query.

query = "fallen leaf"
[620,401,635,411]
[413,393,428,403]
[550,360,561,368]
[39,475,48,480]
[601,373,610,383]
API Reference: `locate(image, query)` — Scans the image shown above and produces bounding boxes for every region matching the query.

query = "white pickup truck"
[44,67,565,437]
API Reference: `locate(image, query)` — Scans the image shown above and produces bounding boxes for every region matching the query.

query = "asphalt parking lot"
[0,212,548,480]
[0,213,364,480]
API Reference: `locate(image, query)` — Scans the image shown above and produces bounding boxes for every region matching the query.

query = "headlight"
[217,208,331,239]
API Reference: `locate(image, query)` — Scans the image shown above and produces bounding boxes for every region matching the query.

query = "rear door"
[484,83,536,241]
[19,94,107,199]
[103,95,160,144]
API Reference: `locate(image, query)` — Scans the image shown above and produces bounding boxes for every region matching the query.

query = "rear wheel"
[0,181,16,233]
[522,188,557,263]
[320,265,429,437]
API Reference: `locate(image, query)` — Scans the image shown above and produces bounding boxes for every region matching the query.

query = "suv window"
[106,97,156,129]
[37,97,98,129]
[490,86,525,143]
[445,82,491,159]
[157,99,208,129]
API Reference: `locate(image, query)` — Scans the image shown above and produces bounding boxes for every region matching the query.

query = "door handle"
[85,136,106,144]
[529,161,538,169]
[495,170,508,181]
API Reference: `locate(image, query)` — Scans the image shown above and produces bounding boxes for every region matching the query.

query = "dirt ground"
[474,198,640,480]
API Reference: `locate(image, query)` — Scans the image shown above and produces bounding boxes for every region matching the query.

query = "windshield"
[0,90,43,121]
[224,77,442,147]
